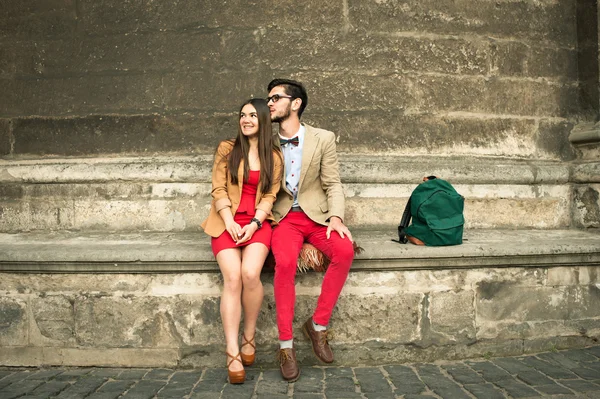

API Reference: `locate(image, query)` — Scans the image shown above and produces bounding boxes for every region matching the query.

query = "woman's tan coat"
[201,140,283,238]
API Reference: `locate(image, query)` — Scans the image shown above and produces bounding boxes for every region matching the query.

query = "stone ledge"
[0,229,598,273]
[0,155,573,184]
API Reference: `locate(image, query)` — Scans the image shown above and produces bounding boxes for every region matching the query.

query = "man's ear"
[292,98,302,111]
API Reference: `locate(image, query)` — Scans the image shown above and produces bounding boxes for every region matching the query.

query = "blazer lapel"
[299,125,319,189]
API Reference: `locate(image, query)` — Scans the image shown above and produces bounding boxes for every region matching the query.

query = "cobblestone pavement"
[1,346,599,398]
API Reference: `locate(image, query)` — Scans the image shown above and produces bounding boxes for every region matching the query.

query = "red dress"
[211,170,273,256]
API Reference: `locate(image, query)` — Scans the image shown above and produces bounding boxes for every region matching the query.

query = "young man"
[267,78,355,381]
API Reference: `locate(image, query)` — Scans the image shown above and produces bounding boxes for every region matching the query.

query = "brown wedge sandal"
[226,351,245,384]
[240,334,256,366]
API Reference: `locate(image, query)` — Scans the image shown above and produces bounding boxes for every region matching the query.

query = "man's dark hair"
[267,78,308,118]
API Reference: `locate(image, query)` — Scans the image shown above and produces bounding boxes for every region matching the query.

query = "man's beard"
[271,104,292,123]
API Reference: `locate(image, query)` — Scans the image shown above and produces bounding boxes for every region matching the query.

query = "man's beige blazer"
[272,124,345,225]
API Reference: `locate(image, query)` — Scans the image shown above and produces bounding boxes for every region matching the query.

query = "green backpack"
[395,177,464,246]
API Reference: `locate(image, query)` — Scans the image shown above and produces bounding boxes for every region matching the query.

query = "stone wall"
[0,0,583,160]
[0,264,598,368]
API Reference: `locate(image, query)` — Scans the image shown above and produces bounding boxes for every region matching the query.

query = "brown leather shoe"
[277,347,300,382]
[302,318,334,363]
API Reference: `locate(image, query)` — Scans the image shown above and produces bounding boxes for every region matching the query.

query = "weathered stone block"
[0,201,76,232]
[78,0,343,33]
[578,267,600,285]
[547,267,579,287]
[311,111,539,157]
[333,293,422,343]
[0,1,77,38]
[572,184,600,228]
[261,30,490,75]
[163,71,269,113]
[465,198,569,229]
[429,291,476,344]
[2,75,163,117]
[293,72,415,113]
[29,31,261,77]
[0,120,11,156]
[535,120,577,160]
[11,114,230,156]
[570,285,600,320]
[573,162,600,184]
[75,296,211,348]
[171,297,224,346]
[492,41,578,80]
[477,282,571,322]
[347,0,576,46]
[0,298,28,346]
[31,296,75,343]
[416,75,579,118]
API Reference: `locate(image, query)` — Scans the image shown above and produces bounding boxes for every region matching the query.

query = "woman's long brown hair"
[227,98,281,193]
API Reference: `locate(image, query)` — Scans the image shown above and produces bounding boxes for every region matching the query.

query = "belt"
[290,206,303,212]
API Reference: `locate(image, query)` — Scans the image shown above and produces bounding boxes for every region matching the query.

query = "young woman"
[201,98,283,384]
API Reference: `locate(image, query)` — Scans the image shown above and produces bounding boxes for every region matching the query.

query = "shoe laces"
[277,348,292,364]
[319,329,333,346]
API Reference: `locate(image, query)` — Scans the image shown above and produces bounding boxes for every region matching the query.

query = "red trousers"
[271,211,354,340]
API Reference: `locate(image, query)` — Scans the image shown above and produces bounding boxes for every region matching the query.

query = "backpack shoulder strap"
[392,197,412,244]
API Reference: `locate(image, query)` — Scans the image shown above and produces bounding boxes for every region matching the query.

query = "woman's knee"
[241,269,262,287]
[222,274,242,292]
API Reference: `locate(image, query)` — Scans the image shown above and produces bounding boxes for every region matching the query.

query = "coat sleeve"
[255,150,283,215]
[211,141,233,213]
[319,132,345,221]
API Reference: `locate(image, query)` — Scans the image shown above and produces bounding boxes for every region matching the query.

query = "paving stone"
[142,368,174,380]
[534,383,576,395]
[292,394,323,399]
[53,369,94,381]
[538,353,582,370]
[354,367,391,393]
[85,392,123,399]
[119,380,168,399]
[97,379,136,392]
[559,379,600,392]
[520,356,579,379]
[90,368,124,378]
[404,395,438,399]
[0,370,14,380]
[324,367,354,378]
[517,370,558,386]
[571,367,600,380]
[117,369,149,380]
[189,391,223,399]
[325,390,360,399]
[0,370,37,387]
[21,380,70,398]
[466,360,515,382]
[492,378,542,398]
[384,365,427,395]
[585,347,600,358]
[360,393,396,399]
[415,364,471,399]
[167,370,203,385]
[560,349,600,364]
[256,377,290,397]
[493,358,535,374]
[324,375,356,391]
[0,380,45,399]
[24,369,64,380]
[442,363,486,384]
[220,382,255,399]
[55,376,107,399]
[462,383,506,399]
[293,367,323,393]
